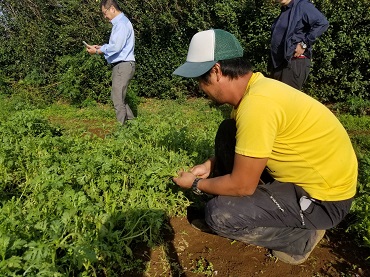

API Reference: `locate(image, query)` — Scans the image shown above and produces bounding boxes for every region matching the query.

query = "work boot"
[186,205,214,234]
[272,230,326,265]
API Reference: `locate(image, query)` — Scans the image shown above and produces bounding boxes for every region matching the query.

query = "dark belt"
[111,60,135,67]
[292,55,308,59]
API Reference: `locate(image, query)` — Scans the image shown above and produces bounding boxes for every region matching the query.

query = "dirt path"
[132,217,369,277]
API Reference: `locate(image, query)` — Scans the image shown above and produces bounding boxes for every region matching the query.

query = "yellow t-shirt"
[231,72,357,201]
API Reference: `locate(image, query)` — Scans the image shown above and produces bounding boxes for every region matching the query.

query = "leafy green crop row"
[339,115,370,247]
[0,96,226,275]
[1,95,369,275]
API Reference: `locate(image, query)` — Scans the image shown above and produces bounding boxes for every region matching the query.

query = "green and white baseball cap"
[173,29,244,78]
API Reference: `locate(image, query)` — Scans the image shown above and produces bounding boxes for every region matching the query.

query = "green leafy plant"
[1,94,370,275]
[191,256,215,276]
[0,95,224,275]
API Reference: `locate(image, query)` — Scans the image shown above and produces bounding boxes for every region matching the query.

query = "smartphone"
[82,41,89,47]
[299,196,312,211]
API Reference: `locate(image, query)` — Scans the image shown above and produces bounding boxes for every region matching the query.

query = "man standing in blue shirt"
[270,0,328,90]
[86,0,135,125]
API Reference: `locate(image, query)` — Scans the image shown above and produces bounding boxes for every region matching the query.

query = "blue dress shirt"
[100,13,135,64]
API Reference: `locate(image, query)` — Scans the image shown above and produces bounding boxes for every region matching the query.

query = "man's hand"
[172,156,267,196]
[172,170,196,189]
[189,157,215,178]
[190,163,210,178]
[86,45,101,55]
[294,43,306,57]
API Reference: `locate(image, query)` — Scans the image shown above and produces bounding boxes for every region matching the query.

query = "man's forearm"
[196,174,258,196]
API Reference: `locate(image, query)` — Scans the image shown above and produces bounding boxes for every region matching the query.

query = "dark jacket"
[271,0,329,66]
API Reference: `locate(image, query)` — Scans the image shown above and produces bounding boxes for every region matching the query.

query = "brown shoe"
[272,230,326,265]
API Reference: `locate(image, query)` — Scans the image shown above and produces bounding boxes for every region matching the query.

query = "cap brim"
[173,61,217,78]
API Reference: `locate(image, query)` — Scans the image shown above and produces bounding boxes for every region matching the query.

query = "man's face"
[276,0,292,6]
[198,76,225,105]
[102,5,114,20]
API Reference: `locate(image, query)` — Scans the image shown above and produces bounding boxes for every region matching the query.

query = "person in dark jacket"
[270,0,329,90]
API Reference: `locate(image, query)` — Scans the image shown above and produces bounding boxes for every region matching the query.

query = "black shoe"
[186,206,214,234]
[190,218,215,234]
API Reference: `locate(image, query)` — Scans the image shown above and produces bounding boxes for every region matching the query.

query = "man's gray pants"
[111,61,135,124]
[205,119,353,255]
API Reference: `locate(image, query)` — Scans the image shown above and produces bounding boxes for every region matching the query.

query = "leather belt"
[292,55,307,59]
[111,60,135,67]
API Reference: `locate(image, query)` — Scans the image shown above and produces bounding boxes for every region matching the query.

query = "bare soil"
[131,217,370,277]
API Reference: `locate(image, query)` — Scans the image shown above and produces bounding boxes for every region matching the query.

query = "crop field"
[0,95,369,276]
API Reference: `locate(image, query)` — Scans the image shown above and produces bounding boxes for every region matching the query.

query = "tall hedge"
[305,0,370,102]
[0,0,369,104]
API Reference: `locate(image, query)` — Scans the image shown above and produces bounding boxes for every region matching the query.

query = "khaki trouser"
[111,61,135,124]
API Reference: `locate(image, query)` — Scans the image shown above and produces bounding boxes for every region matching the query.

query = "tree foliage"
[0,0,369,104]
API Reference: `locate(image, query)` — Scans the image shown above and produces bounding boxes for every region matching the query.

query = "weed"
[191,256,215,276]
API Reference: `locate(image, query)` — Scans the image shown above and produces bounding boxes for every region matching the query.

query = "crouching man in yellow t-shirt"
[172,29,357,265]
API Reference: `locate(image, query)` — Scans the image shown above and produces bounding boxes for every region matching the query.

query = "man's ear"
[213,63,223,81]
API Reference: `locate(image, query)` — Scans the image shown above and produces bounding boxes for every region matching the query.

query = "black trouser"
[270,58,311,90]
[205,119,353,255]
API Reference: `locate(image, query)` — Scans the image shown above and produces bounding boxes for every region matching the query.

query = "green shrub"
[1,0,368,103]
[334,97,370,116]
[56,51,111,105]
[305,0,370,102]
